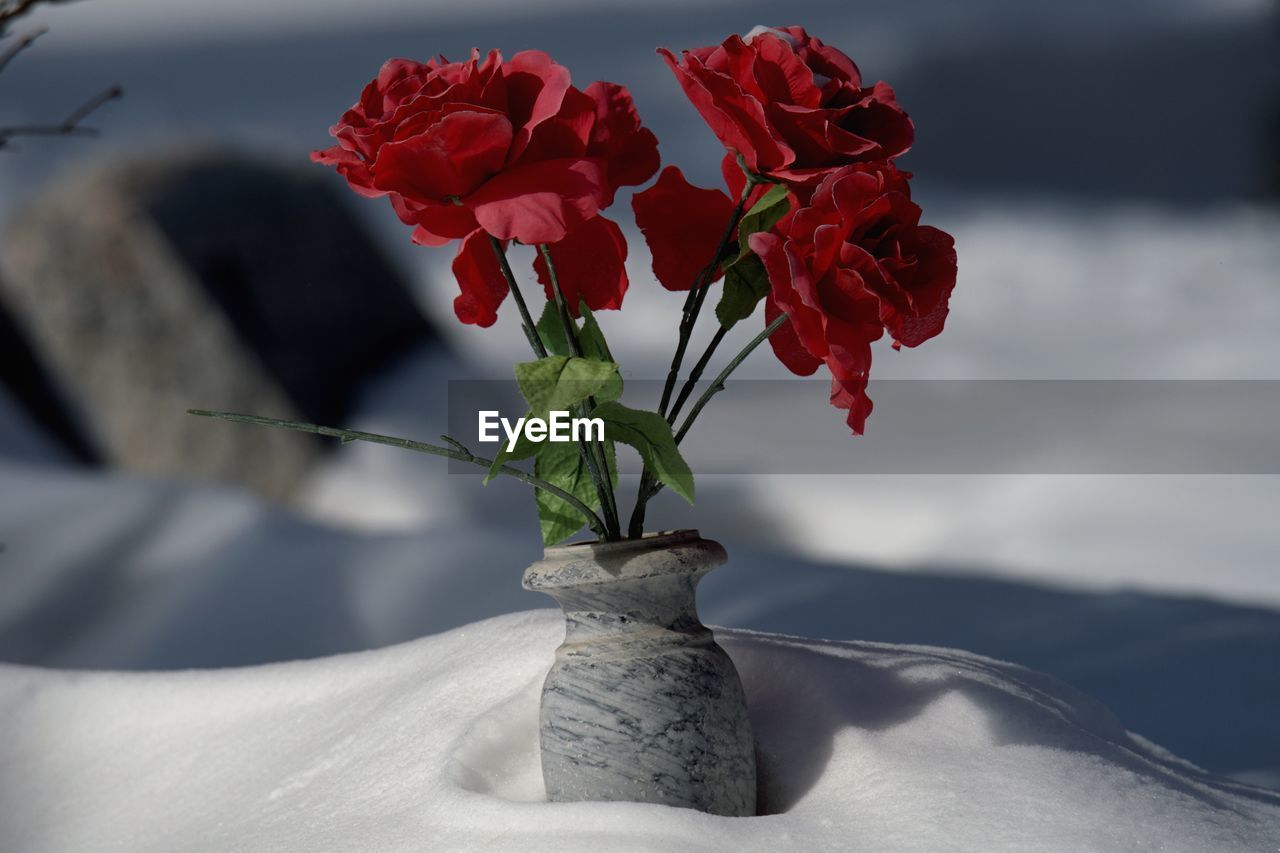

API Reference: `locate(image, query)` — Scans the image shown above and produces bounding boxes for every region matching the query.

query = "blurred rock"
[0,291,99,464]
[1,147,438,498]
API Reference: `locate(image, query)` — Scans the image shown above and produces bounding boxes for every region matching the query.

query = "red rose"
[314,49,657,325]
[750,163,956,432]
[660,26,913,197]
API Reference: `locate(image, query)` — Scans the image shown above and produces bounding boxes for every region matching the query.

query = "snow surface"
[2,610,1277,853]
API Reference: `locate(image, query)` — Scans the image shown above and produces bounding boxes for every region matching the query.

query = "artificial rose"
[631,166,736,291]
[313,49,657,246]
[749,163,956,432]
[314,49,657,324]
[660,25,913,196]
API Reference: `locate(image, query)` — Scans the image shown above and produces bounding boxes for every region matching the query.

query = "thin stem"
[628,179,757,537]
[657,185,752,418]
[187,409,608,538]
[631,313,787,515]
[674,313,787,444]
[537,243,621,539]
[667,325,728,425]
[488,235,546,358]
[633,322,729,535]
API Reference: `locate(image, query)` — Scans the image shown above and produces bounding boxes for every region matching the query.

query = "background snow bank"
[1,611,1276,853]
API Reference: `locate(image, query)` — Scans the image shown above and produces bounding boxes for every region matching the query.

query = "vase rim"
[527,529,725,591]
[543,529,700,558]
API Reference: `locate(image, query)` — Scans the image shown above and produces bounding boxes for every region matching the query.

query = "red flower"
[749,164,956,433]
[660,26,913,197]
[314,49,657,324]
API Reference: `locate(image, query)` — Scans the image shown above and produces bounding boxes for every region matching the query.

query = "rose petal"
[533,215,629,315]
[394,196,479,244]
[751,30,823,108]
[764,294,822,376]
[633,166,735,292]
[750,231,826,358]
[585,80,660,204]
[372,108,513,199]
[503,50,573,160]
[450,229,509,327]
[838,81,914,159]
[312,146,381,198]
[875,224,957,347]
[468,157,608,244]
[658,48,793,173]
[516,86,595,166]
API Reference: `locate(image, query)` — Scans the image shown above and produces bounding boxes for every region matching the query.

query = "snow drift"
[1,611,1276,852]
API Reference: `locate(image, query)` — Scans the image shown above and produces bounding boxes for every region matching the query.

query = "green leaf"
[538,300,621,401]
[482,415,540,483]
[730,183,790,266]
[715,183,790,329]
[715,253,772,328]
[577,302,622,402]
[592,401,695,504]
[486,355,619,485]
[533,439,616,545]
[576,301,614,362]
[514,355,618,413]
[535,301,571,357]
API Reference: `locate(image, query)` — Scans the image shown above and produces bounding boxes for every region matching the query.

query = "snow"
[2,610,1276,853]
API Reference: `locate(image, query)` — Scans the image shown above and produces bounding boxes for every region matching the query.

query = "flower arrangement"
[193,24,957,546]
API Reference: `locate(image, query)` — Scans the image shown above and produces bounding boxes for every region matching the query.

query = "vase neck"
[552,574,706,643]
[523,531,727,641]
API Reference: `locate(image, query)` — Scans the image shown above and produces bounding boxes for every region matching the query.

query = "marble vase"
[523,530,756,816]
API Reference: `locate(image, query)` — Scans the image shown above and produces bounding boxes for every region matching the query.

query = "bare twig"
[0,24,42,72]
[0,0,72,30]
[0,84,122,148]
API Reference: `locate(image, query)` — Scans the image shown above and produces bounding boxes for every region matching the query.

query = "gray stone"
[1,147,436,497]
[524,530,757,816]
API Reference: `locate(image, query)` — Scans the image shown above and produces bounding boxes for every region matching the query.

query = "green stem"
[628,180,757,538]
[630,313,787,515]
[187,409,608,538]
[488,235,546,358]
[537,243,622,540]
[667,325,729,425]
[657,185,752,418]
[674,313,787,445]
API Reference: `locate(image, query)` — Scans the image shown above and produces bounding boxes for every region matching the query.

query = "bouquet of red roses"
[196,25,956,546]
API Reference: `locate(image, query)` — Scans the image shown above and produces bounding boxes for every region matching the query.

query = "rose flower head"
[313,49,659,325]
[660,25,913,198]
[749,163,956,433]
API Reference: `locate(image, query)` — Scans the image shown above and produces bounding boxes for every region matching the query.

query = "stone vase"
[523,530,756,816]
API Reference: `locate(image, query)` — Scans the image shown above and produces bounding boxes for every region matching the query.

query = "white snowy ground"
[3,611,1278,853]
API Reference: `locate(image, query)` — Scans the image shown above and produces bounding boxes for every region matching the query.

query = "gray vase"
[523,529,757,817]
